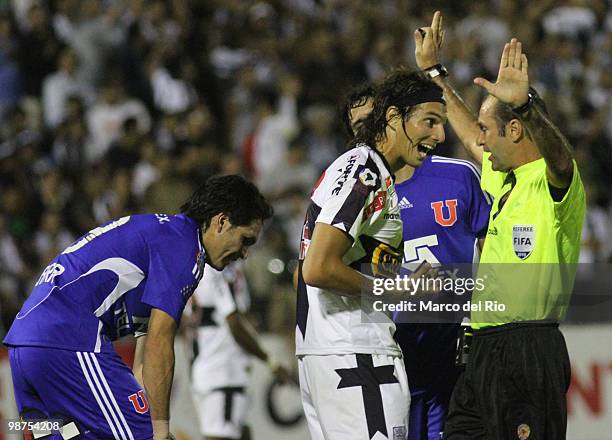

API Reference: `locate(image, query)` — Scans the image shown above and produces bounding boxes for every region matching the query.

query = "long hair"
[351,67,442,150]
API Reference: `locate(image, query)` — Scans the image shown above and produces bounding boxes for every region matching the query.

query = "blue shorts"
[9,346,153,439]
[395,324,460,440]
[408,389,452,440]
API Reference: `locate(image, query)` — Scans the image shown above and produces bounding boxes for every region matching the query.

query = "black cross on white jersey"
[335,354,399,439]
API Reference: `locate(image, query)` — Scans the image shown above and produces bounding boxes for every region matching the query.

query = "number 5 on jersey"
[403,234,440,269]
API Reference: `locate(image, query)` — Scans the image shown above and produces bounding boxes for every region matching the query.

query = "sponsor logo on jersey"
[363,191,387,220]
[431,199,458,227]
[398,197,413,209]
[488,226,498,236]
[359,168,377,186]
[384,213,400,220]
[332,155,359,195]
[512,225,535,259]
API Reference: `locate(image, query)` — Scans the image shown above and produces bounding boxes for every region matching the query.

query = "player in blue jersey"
[344,41,492,440]
[4,175,273,440]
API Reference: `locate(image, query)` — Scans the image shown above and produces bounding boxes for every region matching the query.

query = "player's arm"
[302,223,374,297]
[414,11,483,165]
[133,335,146,387]
[515,95,574,189]
[474,38,573,189]
[226,312,291,382]
[143,308,177,440]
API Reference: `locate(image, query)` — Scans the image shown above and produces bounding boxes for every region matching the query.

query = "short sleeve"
[141,237,196,325]
[316,156,379,241]
[553,160,586,222]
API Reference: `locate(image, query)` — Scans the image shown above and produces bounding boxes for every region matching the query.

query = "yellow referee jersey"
[471,152,586,329]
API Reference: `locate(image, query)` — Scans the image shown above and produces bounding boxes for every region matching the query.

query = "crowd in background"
[0,0,611,336]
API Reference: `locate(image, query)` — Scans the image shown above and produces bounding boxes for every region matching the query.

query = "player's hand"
[414,10,445,70]
[382,262,439,297]
[473,38,529,108]
[409,261,441,296]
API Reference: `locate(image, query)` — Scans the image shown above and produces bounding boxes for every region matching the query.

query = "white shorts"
[193,386,249,439]
[298,354,410,440]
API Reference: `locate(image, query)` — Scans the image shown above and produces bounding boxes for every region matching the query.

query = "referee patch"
[512,225,535,259]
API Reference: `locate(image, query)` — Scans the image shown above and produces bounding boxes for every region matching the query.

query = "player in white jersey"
[191,262,289,440]
[296,69,448,440]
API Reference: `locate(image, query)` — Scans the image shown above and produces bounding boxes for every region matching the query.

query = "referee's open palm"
[474,38,529,108]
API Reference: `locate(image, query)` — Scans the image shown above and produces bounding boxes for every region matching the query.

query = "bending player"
[191,261,290,440]
[296,68,444,440]
[4,175,272,440]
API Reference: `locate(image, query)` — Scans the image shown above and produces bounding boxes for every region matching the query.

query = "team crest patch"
[517,423,531,439]
[393,426,406,440]
[512,225,535,260]
[359,168,377,186]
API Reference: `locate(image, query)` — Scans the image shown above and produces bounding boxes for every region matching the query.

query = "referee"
[422,35,586,439]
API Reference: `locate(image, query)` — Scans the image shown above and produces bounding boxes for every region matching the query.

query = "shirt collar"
[510,157,545,181]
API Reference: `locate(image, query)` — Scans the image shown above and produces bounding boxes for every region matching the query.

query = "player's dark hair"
[342,82,376,137]
[351,67,443,150]
[494,87,549,136]
[180,175,273,228]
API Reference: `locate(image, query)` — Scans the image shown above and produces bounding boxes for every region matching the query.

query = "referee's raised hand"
[474,38,529,108]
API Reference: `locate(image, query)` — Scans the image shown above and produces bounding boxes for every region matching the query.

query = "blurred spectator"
[60,0,126,85]
[251,77,300,194]
[16,3,62,97]
[33,211,75,265]
[51,96,88,175]
[42,47,94,128]
[106,117,145,171]
[148,46,197,114]
[0,13,22,118]
[131,139,167,201]
[86,76,151,163]
[302,103,341,172]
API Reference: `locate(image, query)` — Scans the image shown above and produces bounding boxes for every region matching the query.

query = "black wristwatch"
[512,90,535,115]
[424,64,448,80]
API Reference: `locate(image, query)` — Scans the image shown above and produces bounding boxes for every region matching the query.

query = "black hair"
[351,67,443,149]
[180,175,273,228]
[493,87,550,136]
[342,82,376,137]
